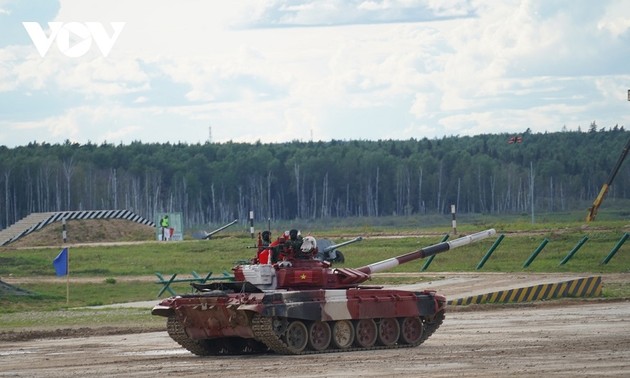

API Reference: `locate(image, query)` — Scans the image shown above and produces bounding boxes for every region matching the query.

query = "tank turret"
[152,229,496,356]
[231,229,495,291]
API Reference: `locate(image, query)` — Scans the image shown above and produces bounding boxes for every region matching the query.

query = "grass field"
[0,216,629,331]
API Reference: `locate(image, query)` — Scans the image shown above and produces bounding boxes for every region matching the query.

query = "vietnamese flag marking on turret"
[295,270,313,283]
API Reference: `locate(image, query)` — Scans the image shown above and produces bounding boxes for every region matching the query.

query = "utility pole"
[530,161,535,224]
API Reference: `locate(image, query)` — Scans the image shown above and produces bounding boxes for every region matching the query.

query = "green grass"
[0,281,158,313]
[601,282,630,298]
[0,280,164,332]
[2,220,628,278]
[1,218,629,331]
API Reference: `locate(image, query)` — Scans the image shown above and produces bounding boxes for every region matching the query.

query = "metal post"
[420,234,449,272]
[62,218,67,243]
[249,210,254,239]
[559,236,589,265]
[523,238,549,268]
[451,204,457,235]
[601,233,629,265]
[476,234,504,270]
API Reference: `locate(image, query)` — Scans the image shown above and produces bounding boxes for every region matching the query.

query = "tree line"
[1,126,628,229]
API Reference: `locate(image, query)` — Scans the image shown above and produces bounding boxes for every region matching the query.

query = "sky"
[1,0,629,147]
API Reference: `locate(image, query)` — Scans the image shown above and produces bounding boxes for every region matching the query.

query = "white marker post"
[451,204,457,235]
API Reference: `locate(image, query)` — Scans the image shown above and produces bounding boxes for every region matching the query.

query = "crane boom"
[586,137,630,222]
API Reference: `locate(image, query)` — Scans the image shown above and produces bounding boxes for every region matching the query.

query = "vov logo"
[23,22,125,58]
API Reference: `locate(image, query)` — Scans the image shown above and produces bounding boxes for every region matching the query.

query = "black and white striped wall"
[0,210,154,246]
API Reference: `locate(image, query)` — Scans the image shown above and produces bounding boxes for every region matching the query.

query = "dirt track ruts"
[1,301,629,377]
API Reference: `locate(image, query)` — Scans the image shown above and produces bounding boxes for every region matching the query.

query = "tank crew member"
[268,231,288,263]
[300,236,318,258]
[257,230,272,264]
[286,229,303,257]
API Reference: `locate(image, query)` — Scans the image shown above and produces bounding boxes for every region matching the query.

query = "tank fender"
[413,291,437,316]
[240,291,329,321]
[151,304,175,317]
[257,302,323,320]
[151,297,179,317]
[236,303,264,313]
[235,298,324,321]
[240,290,443,322]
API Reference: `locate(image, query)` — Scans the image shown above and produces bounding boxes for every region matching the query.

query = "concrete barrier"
[447,276,602,306]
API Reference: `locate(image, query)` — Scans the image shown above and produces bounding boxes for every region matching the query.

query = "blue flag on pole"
[53,248,68,276]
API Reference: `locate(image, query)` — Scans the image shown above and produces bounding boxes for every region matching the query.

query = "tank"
[152,228,496,355]
[315,236,363,263]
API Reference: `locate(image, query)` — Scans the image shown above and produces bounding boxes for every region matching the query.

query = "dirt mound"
[8,219,155,248]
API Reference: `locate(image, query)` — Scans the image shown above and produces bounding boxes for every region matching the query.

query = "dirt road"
[1,301,629,377]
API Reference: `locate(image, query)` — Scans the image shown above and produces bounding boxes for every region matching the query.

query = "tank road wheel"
[283,320,309,354]
[272,317,288,336]
[399,316,424,345]
[331,320,354,349]
[308,321,332,351]
[354,319,377,348]
[377,317,400,346]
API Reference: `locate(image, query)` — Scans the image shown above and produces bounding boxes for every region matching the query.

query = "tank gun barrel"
[323,236,363,253]
[357,229,496,275]
[203,219,238,239]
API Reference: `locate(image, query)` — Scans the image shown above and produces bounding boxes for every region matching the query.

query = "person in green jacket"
[160,215,170,241]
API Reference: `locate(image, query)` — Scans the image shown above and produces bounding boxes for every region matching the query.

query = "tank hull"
[152,287,446,355]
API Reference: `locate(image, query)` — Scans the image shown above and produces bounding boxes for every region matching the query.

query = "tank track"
[166,315,267,355]
[167,315,219,356]
[420,310,445,344]
[167,311,445,356]
[251,311,445,355]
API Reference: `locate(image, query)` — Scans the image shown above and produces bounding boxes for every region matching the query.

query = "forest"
[0,125,628,229]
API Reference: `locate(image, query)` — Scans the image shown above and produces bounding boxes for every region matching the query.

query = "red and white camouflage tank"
[152,229,496,355]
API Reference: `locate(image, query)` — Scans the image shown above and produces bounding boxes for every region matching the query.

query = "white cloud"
[54,58,149,96]
[1,0,630,147]
[598,0,630,37]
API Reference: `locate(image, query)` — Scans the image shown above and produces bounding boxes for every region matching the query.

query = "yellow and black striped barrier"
[447,276,602,306]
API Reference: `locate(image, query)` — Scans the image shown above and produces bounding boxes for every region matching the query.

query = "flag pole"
[53,246,70,305]
[63,218,69,306]
[66,248,70,305]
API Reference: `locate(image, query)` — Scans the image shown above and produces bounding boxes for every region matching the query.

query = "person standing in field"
[160,215,170,241]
